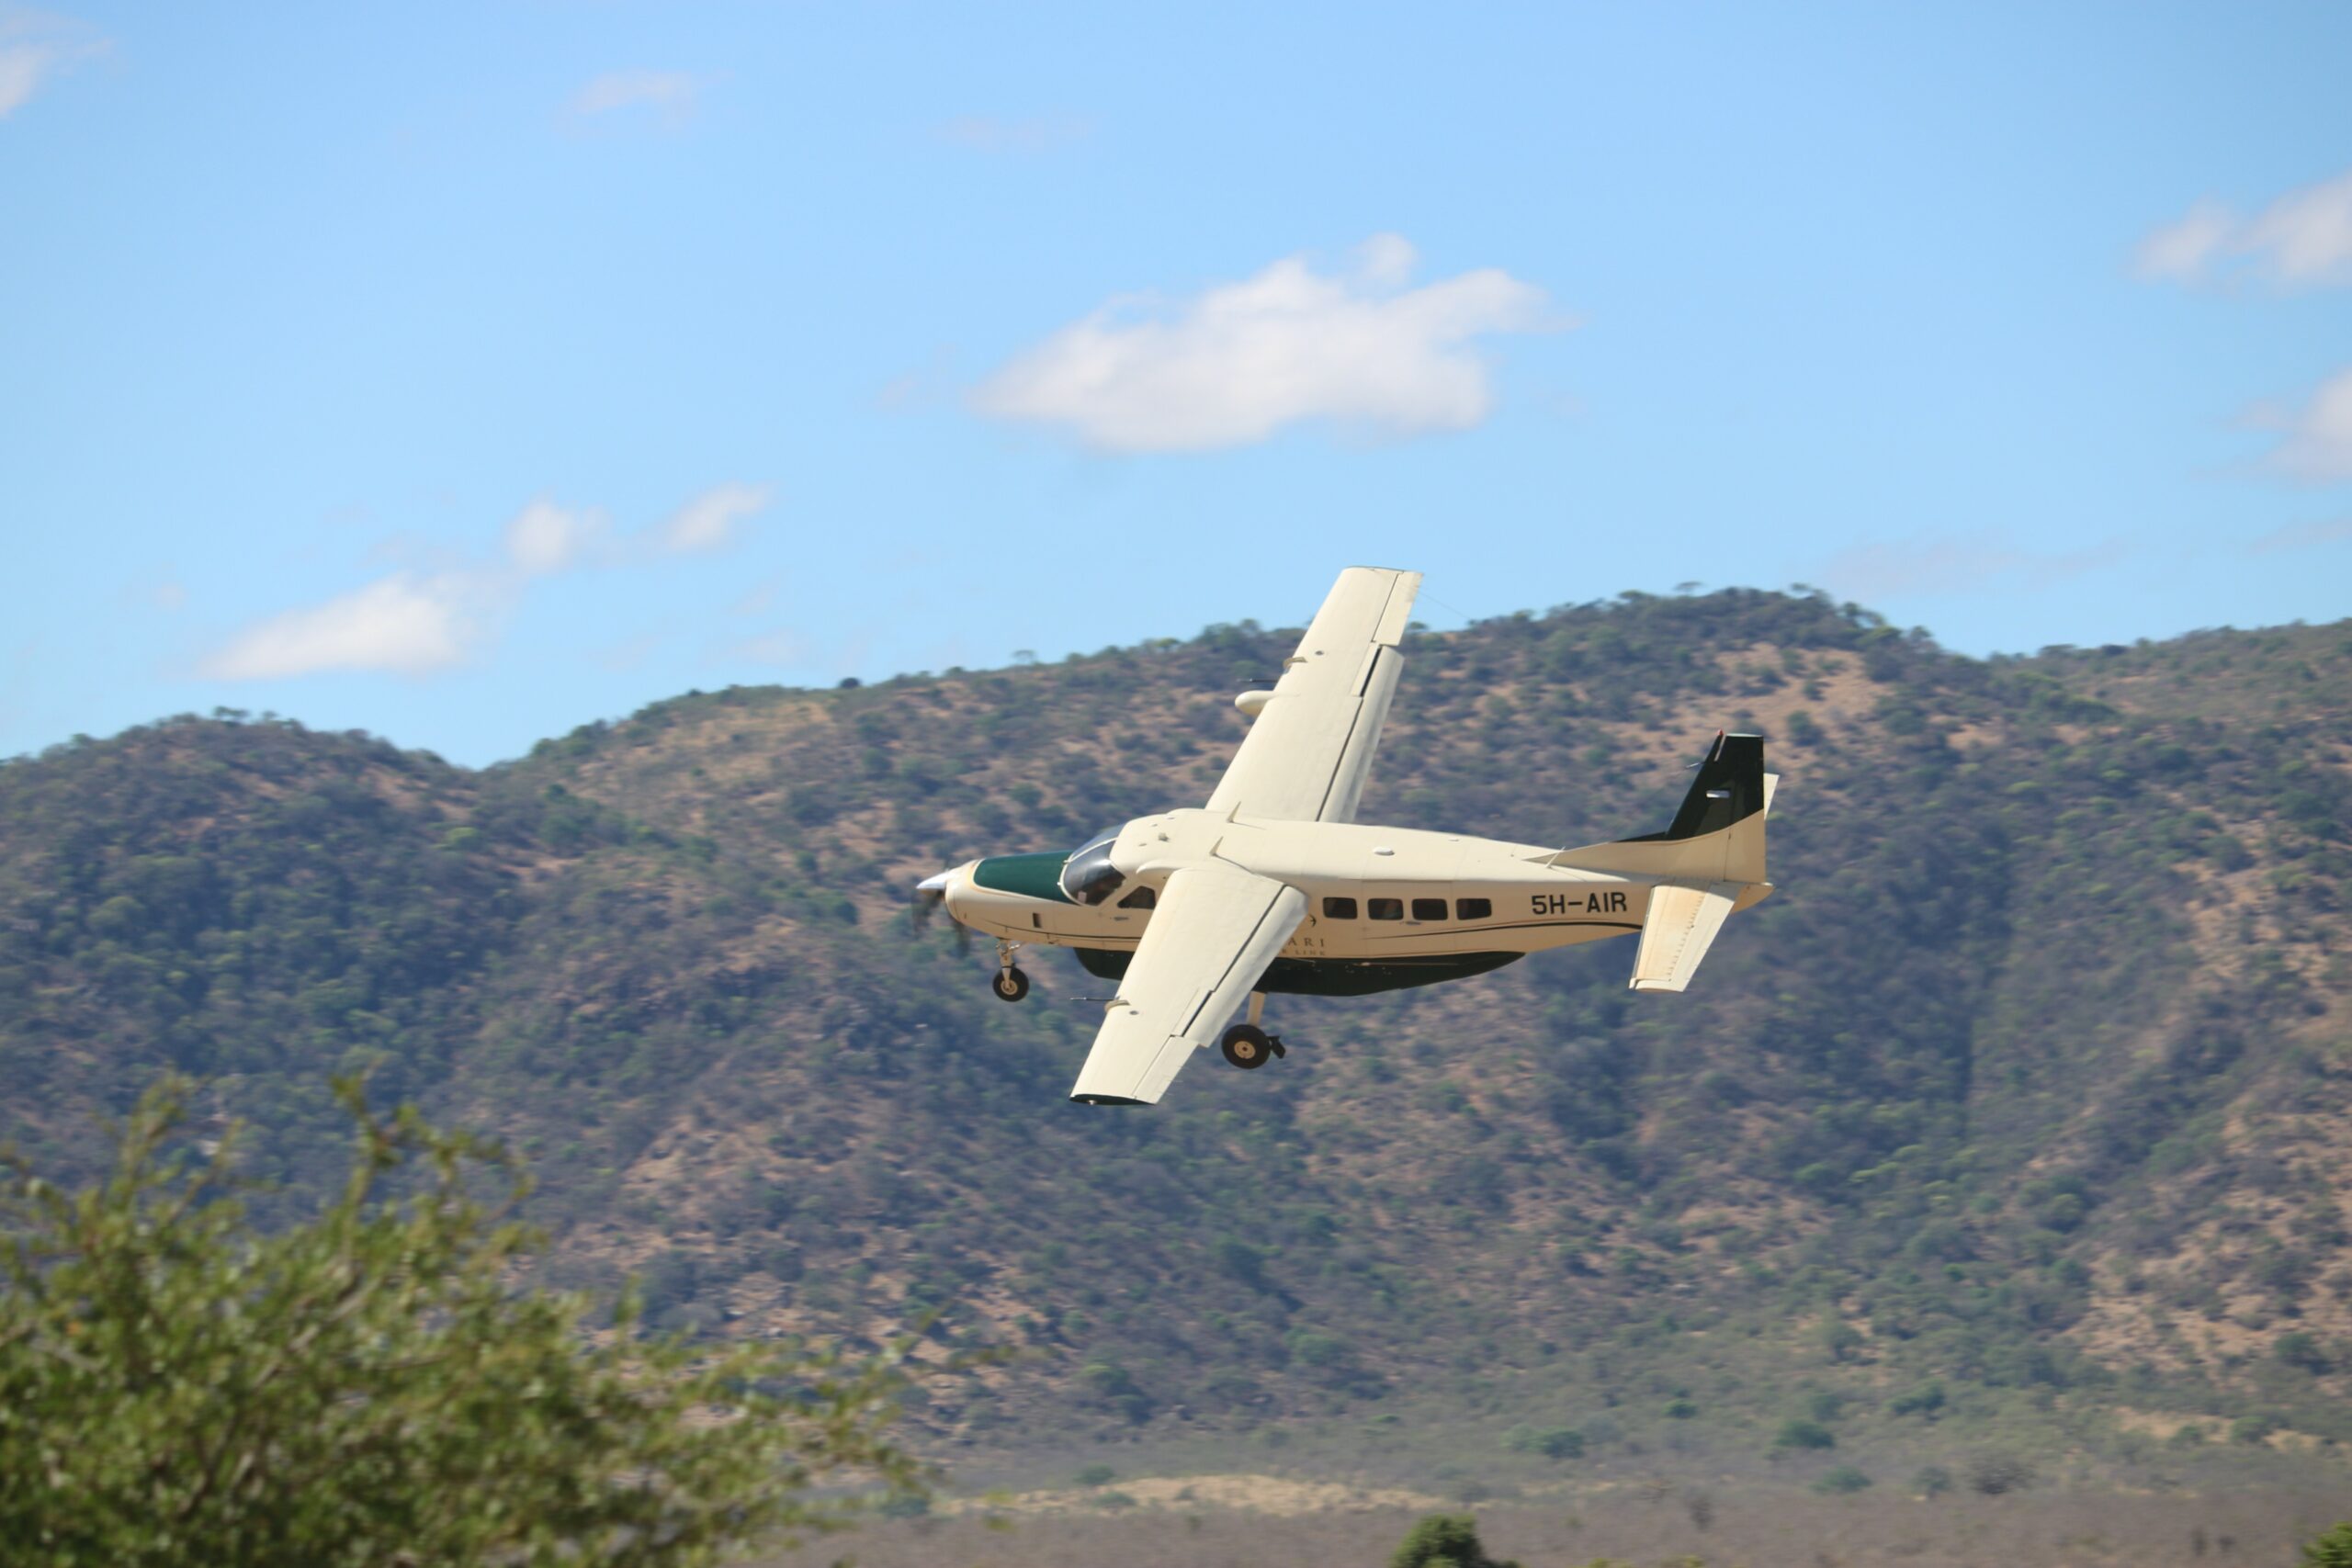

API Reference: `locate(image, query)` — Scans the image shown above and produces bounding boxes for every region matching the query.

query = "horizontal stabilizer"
[1629,879,1740,992]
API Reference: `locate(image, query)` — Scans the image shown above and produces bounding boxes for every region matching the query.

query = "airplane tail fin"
[1632,730,1770,884]
[1536,731,1780,992]
[1548,732,1774,884]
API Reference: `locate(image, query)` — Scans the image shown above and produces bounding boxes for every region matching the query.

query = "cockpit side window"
[1058,826,1127,907]
[1117,886,1157,910]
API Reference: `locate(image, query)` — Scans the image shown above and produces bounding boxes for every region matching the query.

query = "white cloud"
[2244,172,2352,283]
[592,629,666,672]
[971,235,1561,452]
[2134,198,2234,281]
[569,70,700,119]
[0,39,49,117]
[2247,515,2352,555]
[202,573,478,681]
[1815,533,2131,601]
[728,576,782,617]
[936,114,1092,153]
[2137,169,2352,288]
[2254,367,2352,481]
[0,8,106,119]
[201,483,773,682]
[119,567,187,613]
[656,482,769,554]
[504,498,606,575]
[724,628,816,667]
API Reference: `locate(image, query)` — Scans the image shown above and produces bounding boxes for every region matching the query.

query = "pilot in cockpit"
[1059,828,1125,906]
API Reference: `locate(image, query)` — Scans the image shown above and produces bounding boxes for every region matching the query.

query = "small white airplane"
[916,568,1779,1106]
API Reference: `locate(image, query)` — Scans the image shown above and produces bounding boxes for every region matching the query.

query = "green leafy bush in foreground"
[0,1076,923,1567]
[2302,1521,2352,1568]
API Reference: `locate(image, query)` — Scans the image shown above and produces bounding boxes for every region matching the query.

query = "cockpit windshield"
[1058,826,1126,906]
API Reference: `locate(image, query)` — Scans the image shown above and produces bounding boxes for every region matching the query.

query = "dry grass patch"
[756,1485,2352,1568]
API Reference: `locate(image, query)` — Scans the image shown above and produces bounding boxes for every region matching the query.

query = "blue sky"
[4,3,2349,766]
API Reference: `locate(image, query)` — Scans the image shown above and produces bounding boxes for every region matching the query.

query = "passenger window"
[1456,897,1492,920]
[1368,897,1404,921]
[1322,897,1357,919]
[1411,897,1448,921]
[1118,886,1157,910]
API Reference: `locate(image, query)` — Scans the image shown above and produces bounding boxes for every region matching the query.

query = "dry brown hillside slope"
[3,591,2347,1474]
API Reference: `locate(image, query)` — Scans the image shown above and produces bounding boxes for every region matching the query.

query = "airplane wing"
[1069,863,1307,1104]
[1205,566,1421,824]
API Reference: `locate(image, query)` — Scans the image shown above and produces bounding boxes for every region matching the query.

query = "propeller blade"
[911,868,953,935]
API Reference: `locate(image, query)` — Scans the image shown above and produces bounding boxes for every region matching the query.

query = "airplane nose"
[912,863,978,951]
[914,862,979,923]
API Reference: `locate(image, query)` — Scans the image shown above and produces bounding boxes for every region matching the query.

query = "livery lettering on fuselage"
[1532,890,1629,916]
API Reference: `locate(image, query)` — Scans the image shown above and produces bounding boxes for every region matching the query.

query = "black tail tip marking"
[1628,732,1768,843]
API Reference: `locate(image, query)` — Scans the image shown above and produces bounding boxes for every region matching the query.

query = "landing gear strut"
[1220,991,1288,1069]
[991,939,1030,1003]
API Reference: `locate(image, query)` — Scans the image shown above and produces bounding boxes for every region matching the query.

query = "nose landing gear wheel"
[1220,1023,1272,1069]
[991,966,1030,1002]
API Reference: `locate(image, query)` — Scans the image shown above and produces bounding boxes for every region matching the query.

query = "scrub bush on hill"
[1503,1422,1586,1460]
[1772,1418,1837,1452]
[1389,1512,1521,1568]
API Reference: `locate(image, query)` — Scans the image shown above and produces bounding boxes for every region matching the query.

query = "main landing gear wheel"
[991,966,1030,1003]
[1220,1023,1273,1069]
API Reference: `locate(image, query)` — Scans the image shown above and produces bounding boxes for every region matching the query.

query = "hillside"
[4,588,2348,1487]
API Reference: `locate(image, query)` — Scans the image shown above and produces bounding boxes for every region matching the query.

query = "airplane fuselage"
[936,811,1751,997]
